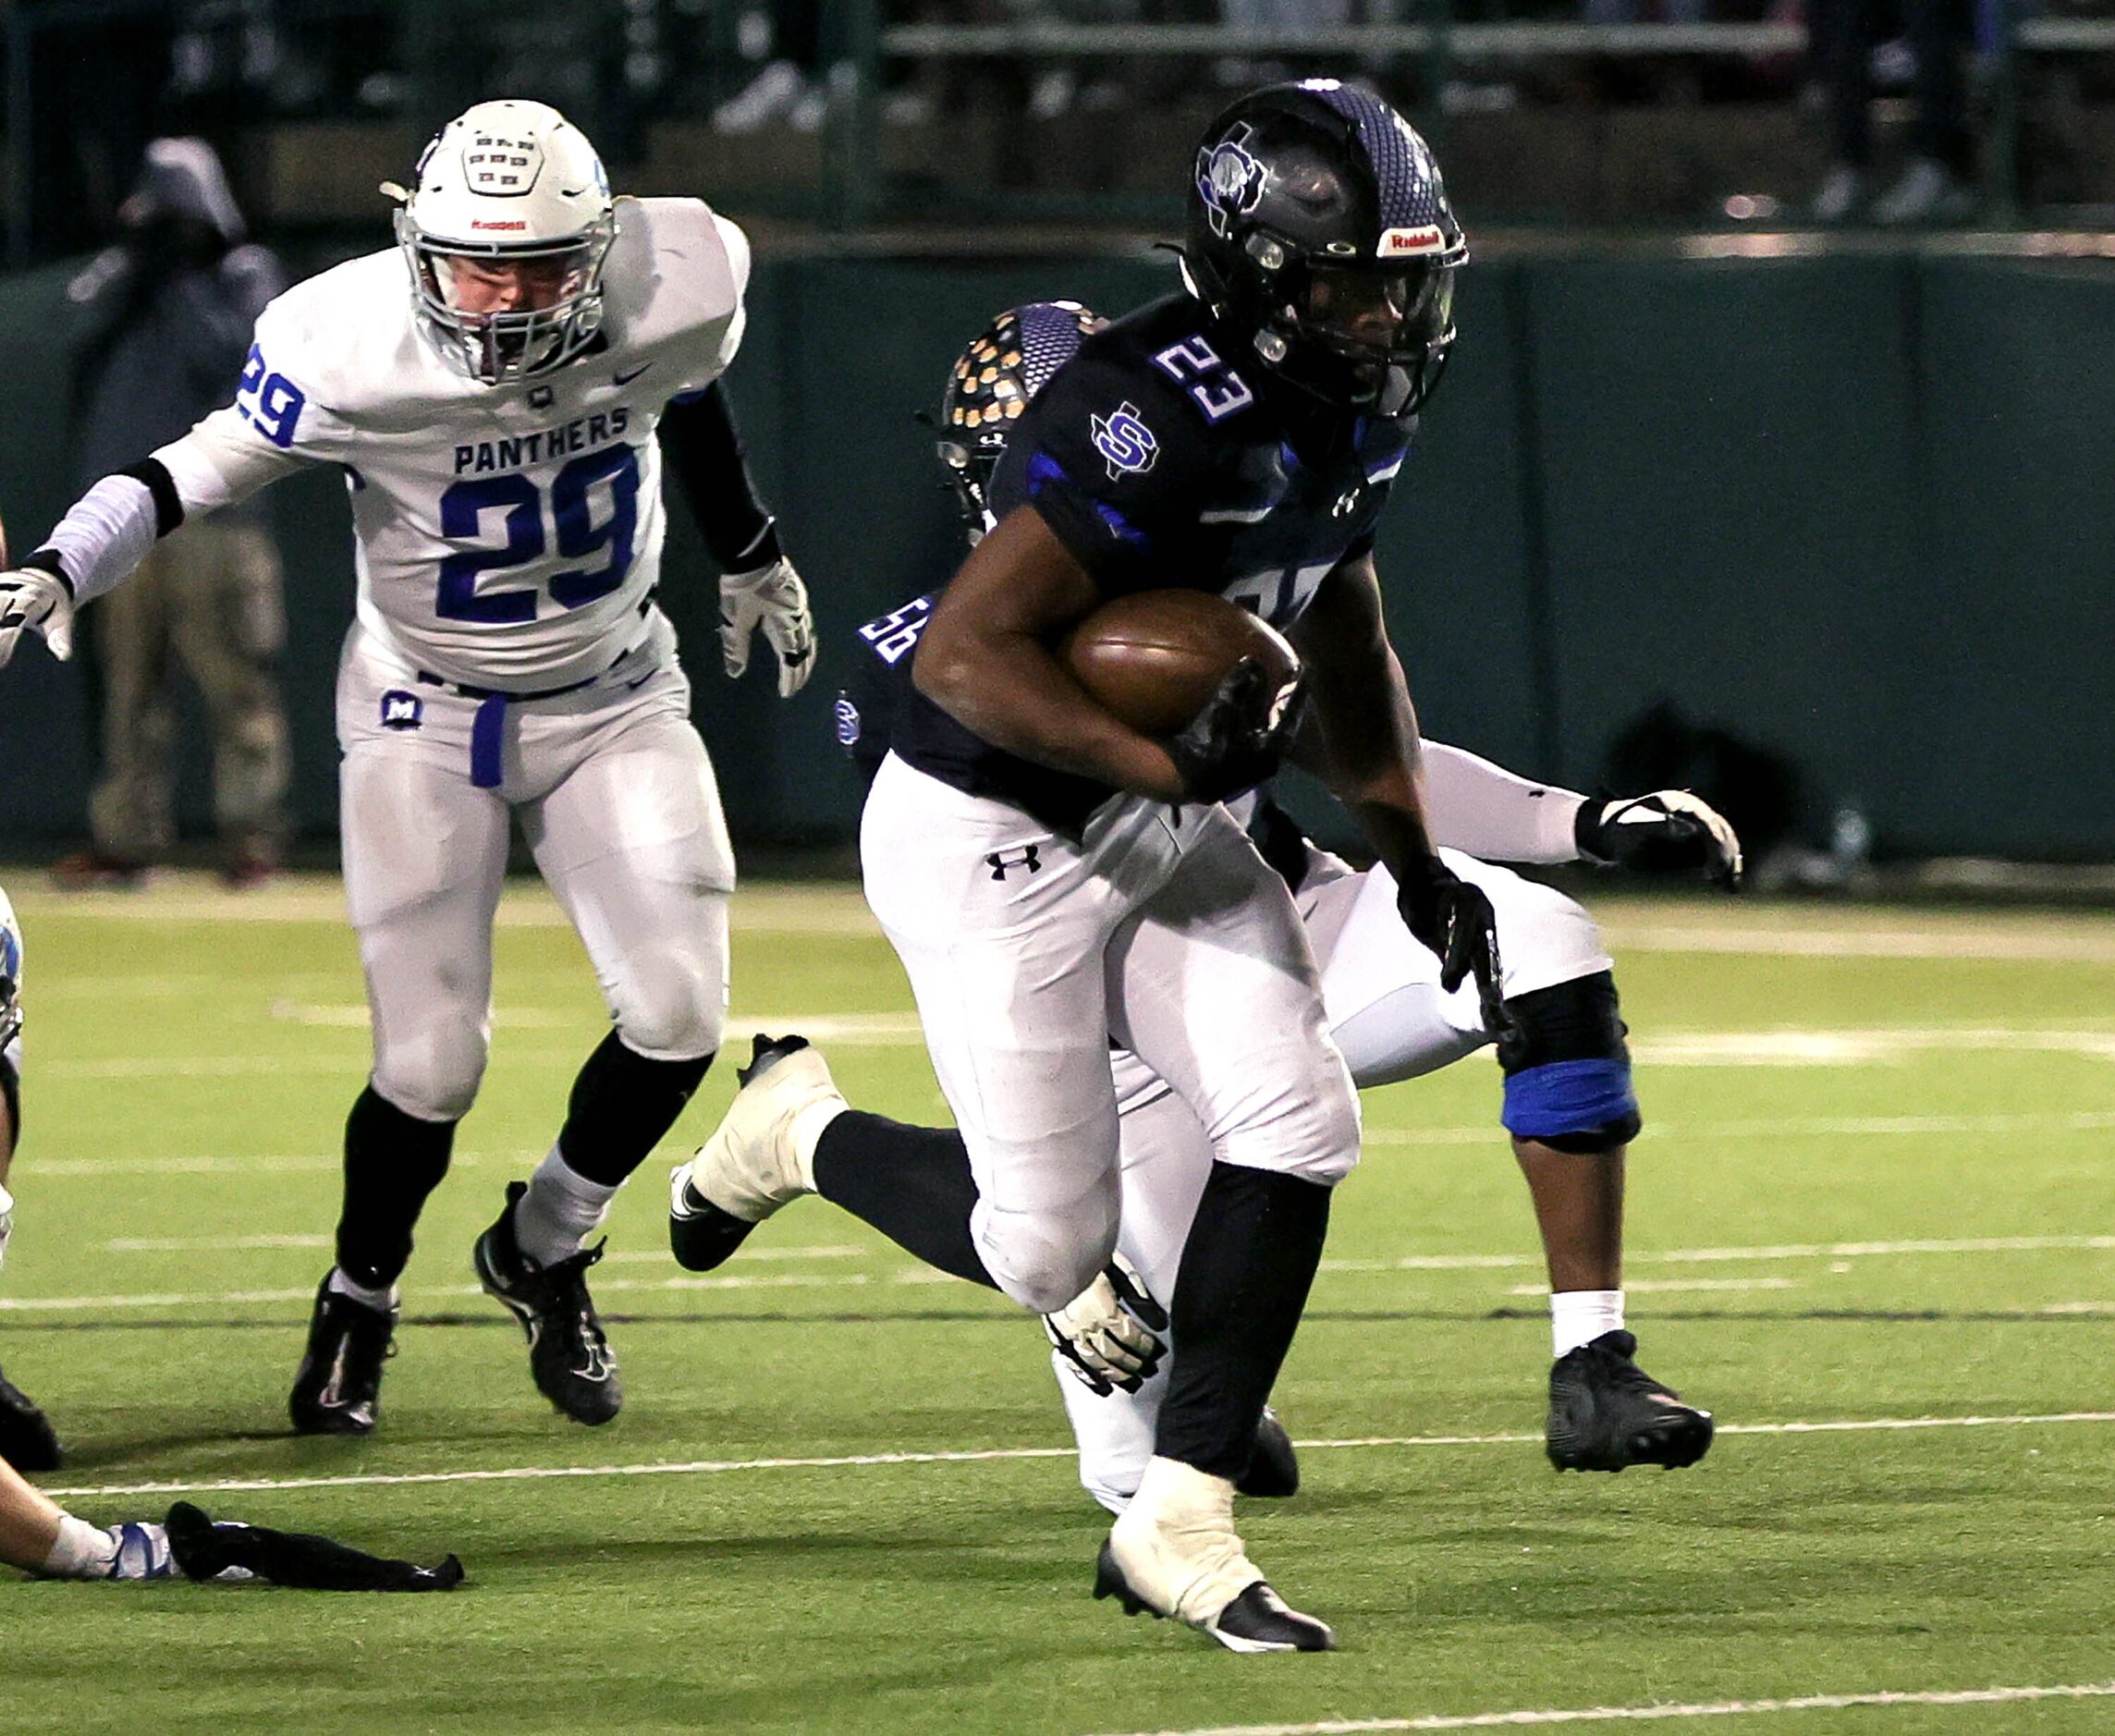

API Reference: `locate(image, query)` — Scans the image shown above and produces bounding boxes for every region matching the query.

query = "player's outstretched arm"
[912,505,1189,801]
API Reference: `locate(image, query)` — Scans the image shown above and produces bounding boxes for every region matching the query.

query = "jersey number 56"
[435,446,640,624]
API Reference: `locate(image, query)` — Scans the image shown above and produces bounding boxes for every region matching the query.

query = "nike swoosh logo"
[612,363,652,386]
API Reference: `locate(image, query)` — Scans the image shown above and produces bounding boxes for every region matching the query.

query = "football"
[1058,588,1300,737]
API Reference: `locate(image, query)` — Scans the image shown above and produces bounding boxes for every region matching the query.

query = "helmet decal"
[936,301,1100,538]
[1196,124,1269,238]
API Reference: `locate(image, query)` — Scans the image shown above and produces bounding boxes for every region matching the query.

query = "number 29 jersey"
[152,197,749,691]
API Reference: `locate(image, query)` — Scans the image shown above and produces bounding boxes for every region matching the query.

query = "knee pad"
[372,1022,488,1124]
[975,1200,1119,1316]
[609,945,726,1062]
[1498,971,1643,1153]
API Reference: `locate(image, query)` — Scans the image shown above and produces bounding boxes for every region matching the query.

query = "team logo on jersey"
[833,694,862,750]
[1091,404,1158,479]
[984,844,1043,882]
[380,691,424,731]
[1196,125,1268,238]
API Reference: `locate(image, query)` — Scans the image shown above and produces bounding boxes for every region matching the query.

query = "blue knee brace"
[1497,972,1643,1153]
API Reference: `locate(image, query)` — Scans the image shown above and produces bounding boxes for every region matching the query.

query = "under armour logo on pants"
[984,844,1043,881]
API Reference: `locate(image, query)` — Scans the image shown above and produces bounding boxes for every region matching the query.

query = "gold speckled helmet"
[935,300,1099,543]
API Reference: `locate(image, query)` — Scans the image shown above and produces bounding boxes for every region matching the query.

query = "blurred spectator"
[1809,0,1976,222]
[715,0,831,131]
[56,141,291,890]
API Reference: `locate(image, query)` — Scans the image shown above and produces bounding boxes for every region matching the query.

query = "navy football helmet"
[935,300,1100,541]
[1182,80,1467,415]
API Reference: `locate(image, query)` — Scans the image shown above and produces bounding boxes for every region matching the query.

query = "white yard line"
[41,1411,2115,1502]
[1086,1681,2115,1736]
[11,1232,2113,1308]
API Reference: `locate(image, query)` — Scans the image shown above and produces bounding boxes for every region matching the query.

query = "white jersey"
[151,197,748,690]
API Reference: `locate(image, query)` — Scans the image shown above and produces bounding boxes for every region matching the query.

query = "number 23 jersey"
[151,196,749,691]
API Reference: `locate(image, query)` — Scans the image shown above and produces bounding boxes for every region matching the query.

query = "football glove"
[1394,852,1516,1048]
[1044,1253,1170,1397]
[0,1180,12,1273]
[0,568,75,670]
[1575,789,1743,890]
[719,556,815,697]
[1164,655,1304,805]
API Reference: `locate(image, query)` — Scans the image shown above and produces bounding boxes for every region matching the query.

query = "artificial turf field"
[2,877,2111,1735]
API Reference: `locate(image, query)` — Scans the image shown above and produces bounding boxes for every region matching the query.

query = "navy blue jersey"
[886,293,1415,832]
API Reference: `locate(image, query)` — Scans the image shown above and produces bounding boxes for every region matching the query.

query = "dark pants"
[1808,0,1972,171]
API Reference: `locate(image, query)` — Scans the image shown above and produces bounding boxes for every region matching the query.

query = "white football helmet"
[391,99,617,385]
[0,882,21,1052]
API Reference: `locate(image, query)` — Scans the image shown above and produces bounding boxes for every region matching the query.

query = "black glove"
[1394,852,1515,1048]
[165,1501,464,1592]
[1162,655,1303,805]
[1574,789,1743,890]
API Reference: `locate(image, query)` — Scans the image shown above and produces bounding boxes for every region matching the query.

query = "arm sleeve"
[658,382,782,572]
[31,409,309,604]
[1421,740,1586,864]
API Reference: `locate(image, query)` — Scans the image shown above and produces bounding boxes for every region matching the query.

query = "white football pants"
[336,618,734,1123]
[860,752,1361,1316]
[1069,847,1613,1511]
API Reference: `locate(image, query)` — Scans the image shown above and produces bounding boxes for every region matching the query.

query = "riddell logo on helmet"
[471,220,529,230]
[1378,226,1446,257]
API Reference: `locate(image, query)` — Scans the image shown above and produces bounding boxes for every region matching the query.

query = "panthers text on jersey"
[888,292,1416,832]
[150,198,749,691]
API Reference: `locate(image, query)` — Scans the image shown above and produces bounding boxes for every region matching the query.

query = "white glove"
[0,1180,14,1272]
[0,568,75,669]
[1575,789,1743,889]
[1043,1253,1169,1396]
[718,557,814,698]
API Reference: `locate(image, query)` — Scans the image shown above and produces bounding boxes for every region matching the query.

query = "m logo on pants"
[380,691,424,730]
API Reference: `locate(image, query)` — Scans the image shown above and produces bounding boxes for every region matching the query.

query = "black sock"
[335,1086,457,1290]
[1153,1161,1332,1480]
[811,1111,996,1289]
[557,1031,715,1187]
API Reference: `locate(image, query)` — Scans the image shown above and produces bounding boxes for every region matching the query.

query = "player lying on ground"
[703,84,1511,1654]
[0,890,460,1588]
[0,101,815,1437]
[675,302,1739,1510]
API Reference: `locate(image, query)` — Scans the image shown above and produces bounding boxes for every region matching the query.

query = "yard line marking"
[1087,1680,2115,1736]
[0,1273,873,1312]
[43,1412,2115,1501]
[95,1235,869,1264]
[1504,1278,1800,1296]
[1631,1027,2115,1067]
[13,1233,2114,1306]
[1608,922,2115,965]
[1363,1109,2115,1146]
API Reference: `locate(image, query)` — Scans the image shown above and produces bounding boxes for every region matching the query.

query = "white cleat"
[1094,1456,1335,1653]
[667,1034,845,1271]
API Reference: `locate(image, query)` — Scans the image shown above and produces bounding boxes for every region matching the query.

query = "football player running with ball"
[705,83,1510,1654]
[678,296,1737,1523]
[0,101,815,1436]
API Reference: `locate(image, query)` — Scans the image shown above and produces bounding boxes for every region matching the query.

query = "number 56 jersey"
[152,197,749,691]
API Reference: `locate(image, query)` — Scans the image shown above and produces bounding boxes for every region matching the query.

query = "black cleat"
[165,1499,465,1592]
[288,1275,397,1436]
[474,1180,622,1425]
[1094,1543,1335,1653]
[1235,1405,1300,1499]
[1547,1328,1715,1472]
[0,1362,62,1470]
